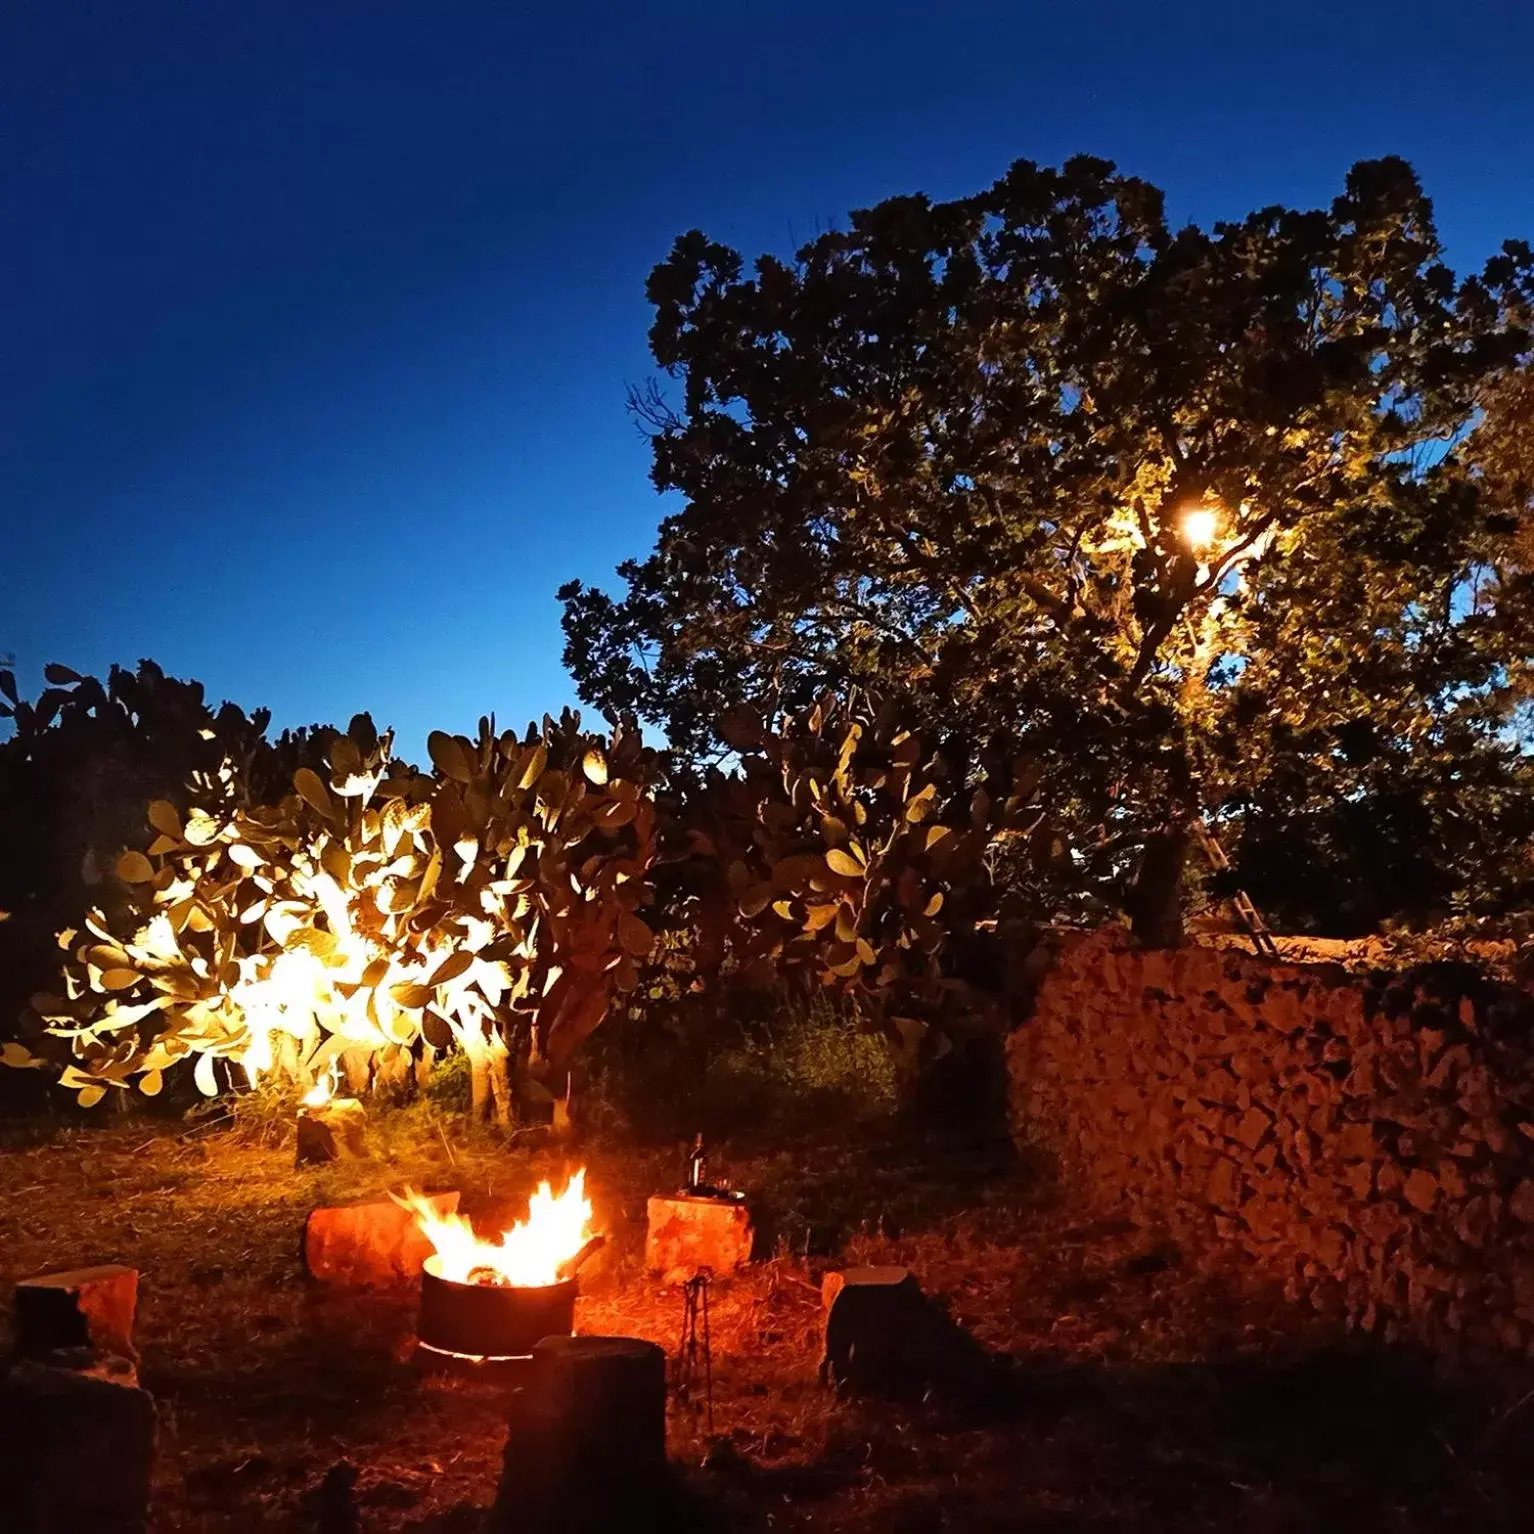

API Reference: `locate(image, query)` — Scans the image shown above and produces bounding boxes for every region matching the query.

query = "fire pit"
[398,1171,603,1368]
[419,1265,577,1360]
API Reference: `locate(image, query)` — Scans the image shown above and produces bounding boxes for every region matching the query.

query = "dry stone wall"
[1008,926,1534,1355]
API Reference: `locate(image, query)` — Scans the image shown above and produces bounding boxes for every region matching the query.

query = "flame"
[301,1064,337,1108]
[399,1171,594,1288]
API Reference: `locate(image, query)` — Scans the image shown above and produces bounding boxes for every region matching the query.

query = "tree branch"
[1194,507,1283,599]
[817,599,938,669]
[626,379,682,437]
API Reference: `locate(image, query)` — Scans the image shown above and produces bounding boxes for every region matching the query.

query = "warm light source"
[399,1170,595,1288]
[301,1064,337,1108]
[1179,504,1220,551]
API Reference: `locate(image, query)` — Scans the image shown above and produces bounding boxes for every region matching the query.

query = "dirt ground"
[3,1108,1534,1532]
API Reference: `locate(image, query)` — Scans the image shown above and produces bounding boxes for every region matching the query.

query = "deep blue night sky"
[5,1,1531,756]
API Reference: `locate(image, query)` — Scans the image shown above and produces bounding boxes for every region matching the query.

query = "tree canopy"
[561,156,1534,933]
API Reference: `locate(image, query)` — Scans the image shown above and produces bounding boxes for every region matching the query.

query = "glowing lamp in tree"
[1178,504,1220,552]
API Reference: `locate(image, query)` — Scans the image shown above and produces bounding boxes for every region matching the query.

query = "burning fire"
[399,1171,595,1289]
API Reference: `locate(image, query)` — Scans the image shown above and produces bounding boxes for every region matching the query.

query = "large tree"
[561,156,1534,936]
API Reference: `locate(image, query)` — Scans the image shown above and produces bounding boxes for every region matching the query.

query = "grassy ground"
[3,1108,1534,1531]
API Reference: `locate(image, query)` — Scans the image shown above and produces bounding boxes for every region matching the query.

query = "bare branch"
[626,379,681,438]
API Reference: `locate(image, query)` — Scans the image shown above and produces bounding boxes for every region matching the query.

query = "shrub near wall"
[1008,926,1534,1356]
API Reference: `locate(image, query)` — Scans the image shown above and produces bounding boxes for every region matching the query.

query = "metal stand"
[675,1272,714,1435]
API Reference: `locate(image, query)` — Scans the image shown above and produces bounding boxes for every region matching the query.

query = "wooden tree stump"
[14,1264,138,1361]
[645,1193,753,1283]
[495,1335,668,1533]
[27,1345,140,1389]
[295,1098,369,1166]
[0,1357,156,1533]
[303,1190,457,1288]
[822,1265,993,1401]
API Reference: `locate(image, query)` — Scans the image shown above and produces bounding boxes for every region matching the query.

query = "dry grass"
[3,1110,1534,1531]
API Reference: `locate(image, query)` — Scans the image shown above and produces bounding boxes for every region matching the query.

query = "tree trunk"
[468,1036,512,1127]
[550,1071,573,1140]
[469,1050,490,1122]
[486,1047,512,1127]
[340,1049,373,1097]
[1127,825,1190,948]
[372,1046,412,1103]
[414,1047,436,1095]
[276,1033,303,1085]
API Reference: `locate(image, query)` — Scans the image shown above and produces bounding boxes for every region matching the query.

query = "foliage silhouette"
[562,156,1534,936]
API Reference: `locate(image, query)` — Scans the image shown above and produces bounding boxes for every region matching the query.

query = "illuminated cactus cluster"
[5,659,1036,1118]
[15,711,660,1123]
[681,695,1042,1050]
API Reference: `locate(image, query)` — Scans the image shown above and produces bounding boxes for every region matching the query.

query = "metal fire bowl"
[417,1256,577,1361]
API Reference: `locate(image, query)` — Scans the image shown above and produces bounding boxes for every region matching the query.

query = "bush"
[711,991,900,1123]
[581,979,898,1142]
